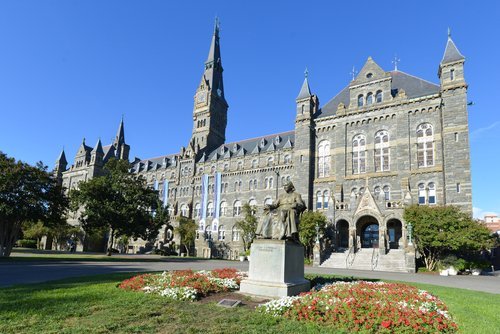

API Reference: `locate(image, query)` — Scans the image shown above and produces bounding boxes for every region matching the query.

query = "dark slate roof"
[56,149,67,165]
[296,77,312,100]
[441,37,465,64]
[316,71,440,119]
[131,153,179,173]
[204,130,295,162]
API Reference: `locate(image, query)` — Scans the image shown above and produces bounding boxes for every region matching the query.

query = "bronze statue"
[256,181,306,241]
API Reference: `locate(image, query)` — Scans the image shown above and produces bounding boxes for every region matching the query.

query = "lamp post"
[407,222,413,246]
[274,170,280,200]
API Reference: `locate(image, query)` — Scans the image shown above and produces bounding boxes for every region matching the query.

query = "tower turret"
[293,70,319,209]
[54,148,67,184]
[190,18,228,155]
[113,117,130,160]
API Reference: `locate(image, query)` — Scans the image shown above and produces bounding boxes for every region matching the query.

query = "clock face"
[196,91,206,104]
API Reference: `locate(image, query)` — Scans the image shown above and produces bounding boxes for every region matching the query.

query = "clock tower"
[190,18,228,156]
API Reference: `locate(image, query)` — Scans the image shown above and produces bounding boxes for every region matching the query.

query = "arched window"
[232,226,240,241]
[253,179,257,190]
[207,202,214,217]
[252,159,258,168]
[418,183,426,204]
[220,201,227,216]
[351,187,358,197]
[358,94,364,107]
[264,197,273,206]
[428,182,436,204]
[180,204,189,217]
[366,92,373,105]
[352,134,366,174]
[417,124,434,167]
[374,186,381,198]
[195,203,201,218]
[376,90,382,103]
[317,140,331,178]
[383,186,390,201]
[233,200,242,217]
[284,155,291,164]
[218,225,225,241]
[323,190,330,209]
[237,161,243,170]
[374,130,390,172]
[267,157,274,166]
[223,163,229,172]
[316,191,323,209]
[249,199,257,207]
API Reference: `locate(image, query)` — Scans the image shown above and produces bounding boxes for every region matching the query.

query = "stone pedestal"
[239,239,310,298]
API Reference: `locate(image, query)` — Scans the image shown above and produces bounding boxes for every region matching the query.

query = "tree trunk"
[184,244,190,257]
[107,228,114,256]
[0,221,21,257]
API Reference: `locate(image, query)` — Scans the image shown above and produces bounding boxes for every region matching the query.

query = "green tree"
[235,203,258,251]
[70,159,162,256]
[22,221,49,249]
[0,152,68,257]
[176,216,197,256]
[404,205,494,271]
[299,211,328,259]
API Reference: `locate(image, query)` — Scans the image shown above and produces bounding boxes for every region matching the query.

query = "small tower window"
[358,95,364,107]
[450,69,455,81]
[366,73,373,79]
[376,90,382,103]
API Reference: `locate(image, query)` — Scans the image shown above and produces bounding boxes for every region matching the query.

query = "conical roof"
[296,76,312,100]
[441,37,465,64]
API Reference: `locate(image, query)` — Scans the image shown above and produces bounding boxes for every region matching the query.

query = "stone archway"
[387,219,403,249]
[336,220,349,249]
[356,215,379,248]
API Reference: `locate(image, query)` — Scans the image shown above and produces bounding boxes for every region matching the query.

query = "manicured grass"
[0,273,498,334]
[2,249,209,262]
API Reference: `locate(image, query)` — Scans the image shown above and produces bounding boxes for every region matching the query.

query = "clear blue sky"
[0,1,499,218]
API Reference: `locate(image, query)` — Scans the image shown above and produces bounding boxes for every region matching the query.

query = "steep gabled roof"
[441,37,465,64]
[317,71,440,119]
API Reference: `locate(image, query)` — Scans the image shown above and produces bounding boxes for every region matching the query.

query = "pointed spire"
[206,17,221,65]
[92,138,104,154]
[441,31,465,64]
[201,17,225,101]
[296,68,312,100]
[115,117,125,145]
[56,148,67,165]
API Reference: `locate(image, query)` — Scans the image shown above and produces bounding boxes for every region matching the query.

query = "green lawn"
[0,273,498,334]
[2,249,208,262]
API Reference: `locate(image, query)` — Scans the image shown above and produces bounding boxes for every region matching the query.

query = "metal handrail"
[371,246,379,271]
[346,245,355,268]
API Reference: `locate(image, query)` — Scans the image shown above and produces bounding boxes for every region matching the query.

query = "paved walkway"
[1,258,499,294]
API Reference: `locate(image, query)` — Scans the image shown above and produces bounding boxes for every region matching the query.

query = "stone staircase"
[320,248,409,272]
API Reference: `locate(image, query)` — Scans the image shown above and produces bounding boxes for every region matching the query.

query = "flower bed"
[118,268,246,301]
[258,281,458,333]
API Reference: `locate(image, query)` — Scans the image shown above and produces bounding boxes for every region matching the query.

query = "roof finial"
[392,54,400,71]
[349,66,358,81]
[304,67,308,79]
[447,27,451,38]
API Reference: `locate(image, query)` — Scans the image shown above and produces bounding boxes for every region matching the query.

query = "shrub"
[17,239,37,248]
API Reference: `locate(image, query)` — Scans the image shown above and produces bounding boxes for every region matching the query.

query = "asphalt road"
[1,258,499,294]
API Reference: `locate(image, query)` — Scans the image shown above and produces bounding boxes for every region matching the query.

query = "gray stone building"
[56,22,471,272]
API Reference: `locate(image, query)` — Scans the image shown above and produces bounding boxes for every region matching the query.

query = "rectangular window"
[457,183,461,193]
[455,132,458,142]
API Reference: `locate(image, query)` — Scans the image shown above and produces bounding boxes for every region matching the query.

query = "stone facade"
[55,24,472,271]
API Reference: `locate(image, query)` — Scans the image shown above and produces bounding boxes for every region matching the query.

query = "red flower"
[381,320,392,328]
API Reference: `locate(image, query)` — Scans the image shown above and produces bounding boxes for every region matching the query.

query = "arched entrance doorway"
[356,215,379,248]
[387,219,403,249]
[336,220,349,248]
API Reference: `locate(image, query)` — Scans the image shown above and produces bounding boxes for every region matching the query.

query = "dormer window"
[366,92,373,105]
[366,73,373,79]
[232,144,238,152]
[376,90,383,103]
[358,95,364,107]
[275,136,281,145]
[260,138,266,148]
[220,146,226,154]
